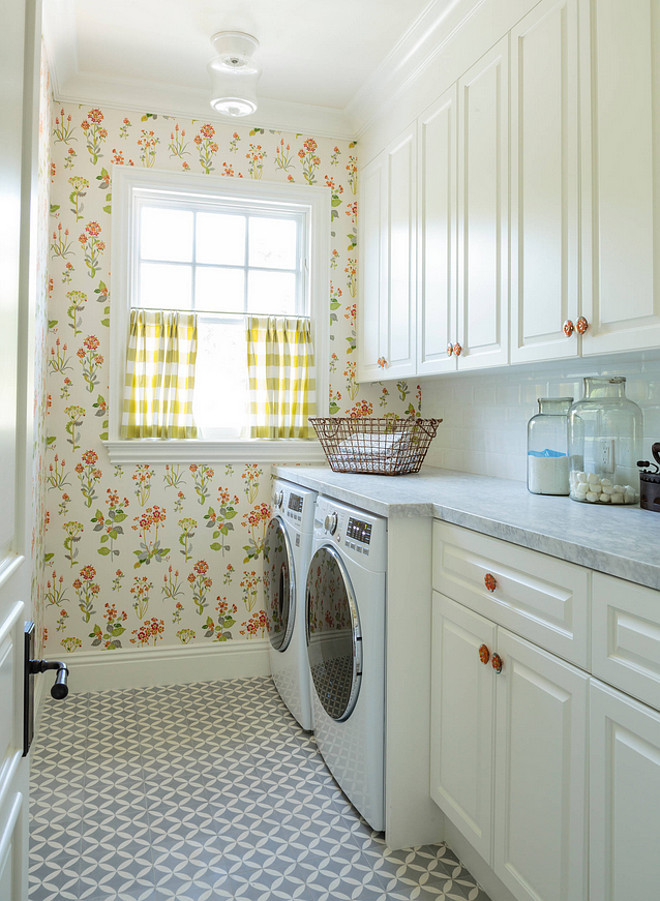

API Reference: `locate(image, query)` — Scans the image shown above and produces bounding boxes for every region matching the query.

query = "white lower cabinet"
[431,591,588,901]
[431,521,660,901]
[589,681,660,901]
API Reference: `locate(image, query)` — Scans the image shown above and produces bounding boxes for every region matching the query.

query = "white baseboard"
[58,639,271,693]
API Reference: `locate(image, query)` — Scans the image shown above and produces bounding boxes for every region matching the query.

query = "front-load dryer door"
[306,545,362,722]
[264,517,296,652]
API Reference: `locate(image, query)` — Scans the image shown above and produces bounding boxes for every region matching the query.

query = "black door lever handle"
[28,658,69,699]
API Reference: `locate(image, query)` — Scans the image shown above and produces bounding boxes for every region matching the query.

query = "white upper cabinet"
[358,150,388,383]
[417,86,458,375]
[581,0,660,356]
[358,0,660,383]
[510,0,580,364]
[358,125,417,383]
[457,37,509,371]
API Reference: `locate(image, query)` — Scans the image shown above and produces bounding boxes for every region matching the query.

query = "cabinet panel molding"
[510,0,579,364]
[457,36,509,370]
[590,680,660,901]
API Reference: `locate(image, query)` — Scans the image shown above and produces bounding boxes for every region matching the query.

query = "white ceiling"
[42,0,461,138]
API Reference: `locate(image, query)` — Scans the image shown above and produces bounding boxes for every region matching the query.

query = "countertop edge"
[273,464,660,592]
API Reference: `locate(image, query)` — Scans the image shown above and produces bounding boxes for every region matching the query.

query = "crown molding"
[42,0,356,140]
[50,69,357,139]
[43,0,484,143]
[346,0,485,137]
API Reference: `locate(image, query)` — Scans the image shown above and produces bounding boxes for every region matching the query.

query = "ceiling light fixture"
[208,31,261,118]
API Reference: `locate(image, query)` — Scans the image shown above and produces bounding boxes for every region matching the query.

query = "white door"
[417,86,458,376]
[457,36,509,371]
[430,593,495,862]
[493,629,588,901]
[590,680,660,901]
[0,0,39,899]
[510,0,580,364]
[580,0,660,355]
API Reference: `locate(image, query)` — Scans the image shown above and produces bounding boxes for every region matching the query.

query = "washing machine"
[264,478,317,731]
[305,495,387,831]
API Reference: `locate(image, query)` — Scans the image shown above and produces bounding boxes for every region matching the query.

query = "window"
[108,168,330,462]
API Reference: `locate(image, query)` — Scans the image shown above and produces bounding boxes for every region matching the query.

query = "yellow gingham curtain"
[246,316,316,438]
[121,309,198,439]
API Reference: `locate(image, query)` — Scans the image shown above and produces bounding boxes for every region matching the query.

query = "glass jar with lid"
[527,397,572,495]
[568,377,642,504]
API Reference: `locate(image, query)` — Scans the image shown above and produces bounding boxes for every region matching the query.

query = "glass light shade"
[209,64,260,117]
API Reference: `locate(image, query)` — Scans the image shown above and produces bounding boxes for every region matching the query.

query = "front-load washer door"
[264,517,296,652]
[306,545,362,722]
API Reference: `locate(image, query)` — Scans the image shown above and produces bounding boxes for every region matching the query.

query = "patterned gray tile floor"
[29,676,491,901]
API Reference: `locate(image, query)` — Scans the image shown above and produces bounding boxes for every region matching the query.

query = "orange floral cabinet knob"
[377,356,388,369]
[446,344,454,357]
[484,572,497,592]
[478,644,490,665]
[576,316,589,334]
[491,653,503,674]
[453,343,462,357]
[563,319,574,338]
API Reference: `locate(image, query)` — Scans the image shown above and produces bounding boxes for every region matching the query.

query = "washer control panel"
[314,495,387,572]
[346,518,372,545]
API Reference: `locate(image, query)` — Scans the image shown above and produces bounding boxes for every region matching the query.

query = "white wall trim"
[109,167,330,453]
[347,0,486,137]
[104,438,327,465]
[59,639,270,693]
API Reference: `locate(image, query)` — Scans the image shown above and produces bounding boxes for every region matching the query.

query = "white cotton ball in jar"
[624,486,636,504]
[601,484,613,495]
[576,471,588,484]
[587,472,601,485]
[610,493,624,504]
[586,491,599,502]
[613,485,624,493]
[573,484,589,499]
[599,493,611,503]
[601,478,613,489]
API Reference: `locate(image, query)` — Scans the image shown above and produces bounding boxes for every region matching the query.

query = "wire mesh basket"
[309,417,442,476]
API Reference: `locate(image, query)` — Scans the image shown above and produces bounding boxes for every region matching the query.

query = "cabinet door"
[493,629,588,901]
[385,125,417,379]
[510,0,580,364]
[418,86,458,375]
[590,680,660,901]
[581,0,660,355]
[457,37,509,370]
[357,150,388,383]
[430,593,496,862]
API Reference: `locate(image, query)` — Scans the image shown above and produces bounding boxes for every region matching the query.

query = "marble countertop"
[274,464,660,590]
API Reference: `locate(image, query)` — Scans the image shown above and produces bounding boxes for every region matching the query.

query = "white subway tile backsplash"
[422,351,660,482]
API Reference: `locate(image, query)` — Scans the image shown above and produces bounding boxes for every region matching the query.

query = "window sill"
[103,438,328,465]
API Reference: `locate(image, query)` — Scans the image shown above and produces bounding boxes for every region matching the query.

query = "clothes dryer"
[305,495,387,831]
[264,479,317,731]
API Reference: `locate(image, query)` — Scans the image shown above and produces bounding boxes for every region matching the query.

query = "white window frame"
[106,166,330,464]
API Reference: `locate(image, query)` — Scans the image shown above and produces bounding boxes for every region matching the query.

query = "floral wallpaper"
[43,101,421,659]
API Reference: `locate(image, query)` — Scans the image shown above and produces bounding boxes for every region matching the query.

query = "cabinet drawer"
[592,573,660,711]
[432,521,590,667]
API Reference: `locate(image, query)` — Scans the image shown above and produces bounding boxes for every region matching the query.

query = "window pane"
[139,262,192,309]
[194,317,248,437]
[196,212,246,266]
[195,267,245,313]
[249,217,297,269]
[140,206,193,262]
[247,270,297,316]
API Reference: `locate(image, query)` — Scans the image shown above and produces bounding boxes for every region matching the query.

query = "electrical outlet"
[599,438,615,473]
